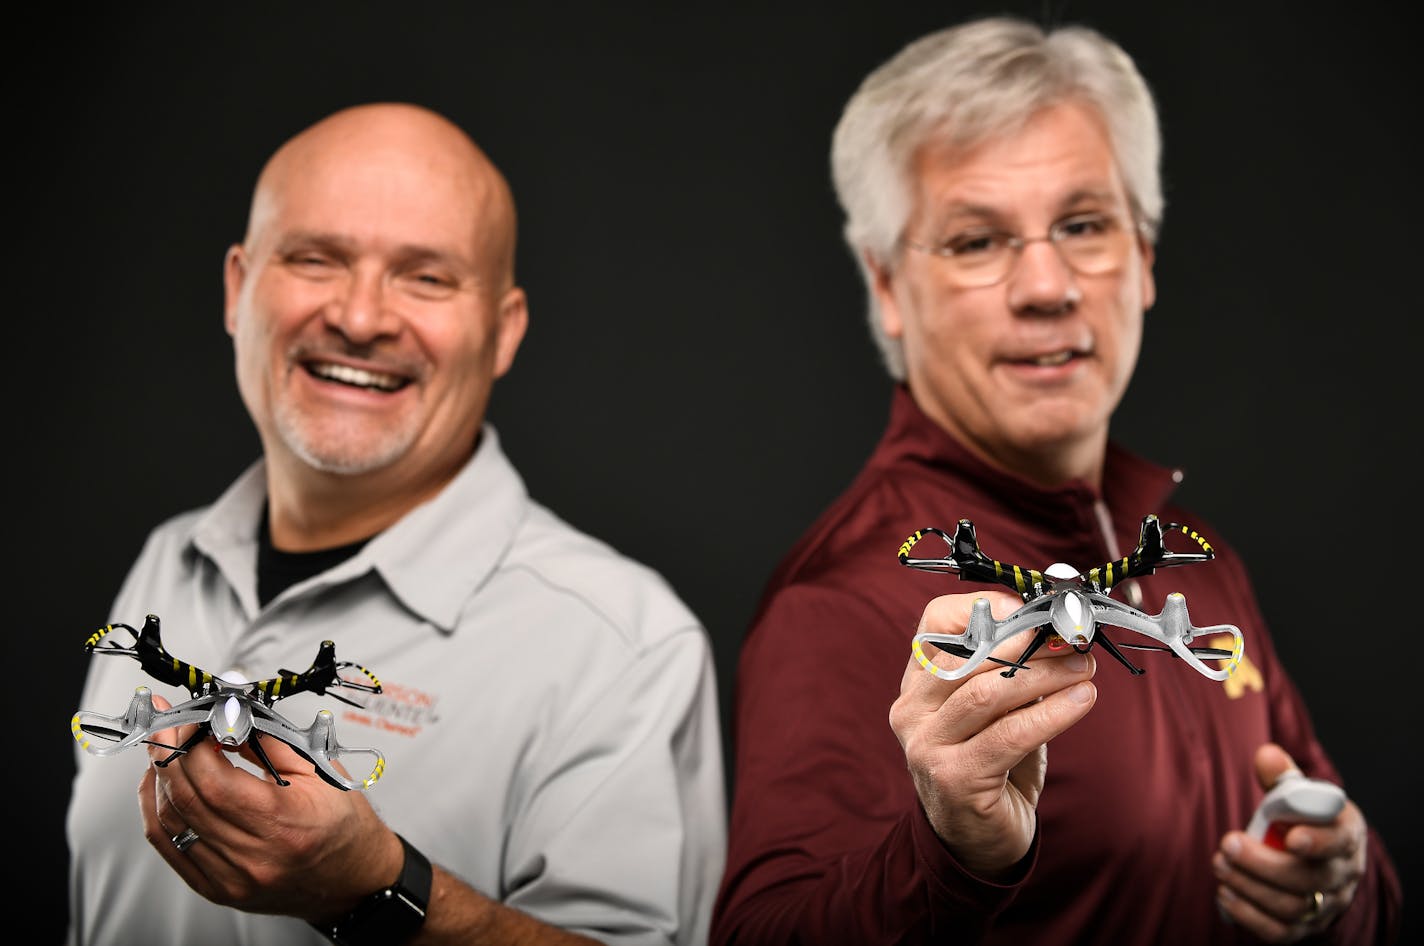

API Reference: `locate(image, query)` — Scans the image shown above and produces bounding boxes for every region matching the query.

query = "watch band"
[313,834,432,946]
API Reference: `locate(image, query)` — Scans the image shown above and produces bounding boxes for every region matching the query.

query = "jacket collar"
[870,385,1182,555]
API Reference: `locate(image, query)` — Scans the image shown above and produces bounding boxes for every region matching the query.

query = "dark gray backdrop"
[18,2,1414,940]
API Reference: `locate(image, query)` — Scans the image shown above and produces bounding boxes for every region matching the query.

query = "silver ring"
[171,827,200,853]
[1301,889,1324,923]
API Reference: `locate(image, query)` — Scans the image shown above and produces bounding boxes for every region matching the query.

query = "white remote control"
[1246,770,1345,849]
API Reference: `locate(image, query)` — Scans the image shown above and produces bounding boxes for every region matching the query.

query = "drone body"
[72,614,386,791]
[898,514,1244,682]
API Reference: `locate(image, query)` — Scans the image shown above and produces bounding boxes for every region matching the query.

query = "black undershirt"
[256,509,373,607]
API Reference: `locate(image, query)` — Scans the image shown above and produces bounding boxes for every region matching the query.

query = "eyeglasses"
[900,212,1141,289]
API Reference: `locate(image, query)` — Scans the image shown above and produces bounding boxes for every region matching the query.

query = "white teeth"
[309,362,404,391]
[1031,351,1073,366]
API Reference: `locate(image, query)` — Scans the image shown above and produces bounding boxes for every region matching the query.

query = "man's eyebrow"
[388,245,484,287]
[389,244,470,270]
[1057,186,1123,209]
[921,202,1008,232]
[272,232,475,273]
[273,231,357,256]
[925,187,1127,230]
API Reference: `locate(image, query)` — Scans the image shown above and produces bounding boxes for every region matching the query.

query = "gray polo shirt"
[67,426,726,946]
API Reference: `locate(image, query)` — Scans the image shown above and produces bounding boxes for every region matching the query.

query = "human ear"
[491,286,528,378]
[864,250,905,340]
[222,245,249,337]
[1138,237,1156,312]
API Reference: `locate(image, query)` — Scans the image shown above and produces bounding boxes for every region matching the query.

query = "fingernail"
[1223,835,1241,859]
[1068,681,1094,703]
[1067,654,1088,672]
[1211,853,1228,878]
[1287,833,1311,855]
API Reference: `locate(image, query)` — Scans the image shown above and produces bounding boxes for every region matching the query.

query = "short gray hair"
[830,17,1163,379]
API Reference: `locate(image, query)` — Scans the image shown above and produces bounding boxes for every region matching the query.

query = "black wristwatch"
[312,834,432,946]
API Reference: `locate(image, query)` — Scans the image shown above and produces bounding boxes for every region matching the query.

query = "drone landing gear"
[999,628,1148,677]
[248,733,291,786]
[1001,629,1053,678]
[990,656,1033,675]
[148,728,292,786]
[150,727,208,767]
[1091,633,1146,676]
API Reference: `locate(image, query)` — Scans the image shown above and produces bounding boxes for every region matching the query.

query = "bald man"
[66,103,726,946]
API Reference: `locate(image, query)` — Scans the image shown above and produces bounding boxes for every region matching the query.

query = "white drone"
[72,614,386,791]
[897,514,1244,682]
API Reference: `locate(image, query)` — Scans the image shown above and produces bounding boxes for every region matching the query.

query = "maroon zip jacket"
[712,386,1400,946]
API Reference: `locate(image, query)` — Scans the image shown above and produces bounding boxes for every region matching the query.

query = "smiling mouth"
[1020,350,1077,367]
[305,362,409,392]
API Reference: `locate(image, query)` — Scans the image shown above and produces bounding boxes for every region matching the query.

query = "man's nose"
[1005,237,1080,314]
[326,267,400,343]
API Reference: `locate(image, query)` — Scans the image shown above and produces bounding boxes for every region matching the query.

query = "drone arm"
[912,634,991,680]
[1083,516,1216,594]
[329,661,382,695]
[146,700,227,762]
[899,523,1047,598]
[250,712,349,789]
[988,597,1058,641]
[1164,627,1242,681]
[71,686,159,757]
[1090,592,1243,681]
[911,596,1050,681]
[251,710,386,792]
[311,745,386,792]
[898,527,962,574]
[1084,594,1162,639]
[84,616,221,699]
[911,595,1000,680]
[251,672,309,704]
[72,691,218,757]
[257,643,383,706]
[83,622,139,654]
[1153,521,1216,569]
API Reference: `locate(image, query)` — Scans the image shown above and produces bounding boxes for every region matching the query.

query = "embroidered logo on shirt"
[339,680,439,737]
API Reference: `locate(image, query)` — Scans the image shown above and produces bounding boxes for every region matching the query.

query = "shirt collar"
[190,424,527,632]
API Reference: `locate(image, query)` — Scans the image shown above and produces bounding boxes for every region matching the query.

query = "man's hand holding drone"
[73,615,407,922]
[889,590,1099,880]
[893,516,1370,935]
[137,692,407,924]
